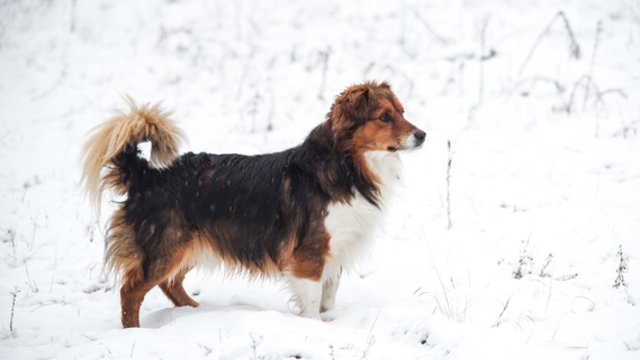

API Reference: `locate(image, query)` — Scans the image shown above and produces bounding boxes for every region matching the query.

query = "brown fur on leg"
[120,267,154,328]
[119,241,195,328]
[159,268,199,308]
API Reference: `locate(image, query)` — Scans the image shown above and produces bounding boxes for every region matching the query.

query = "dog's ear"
[339,85,370,121]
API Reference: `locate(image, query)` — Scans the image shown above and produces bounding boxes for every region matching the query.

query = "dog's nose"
[414,130,426,144]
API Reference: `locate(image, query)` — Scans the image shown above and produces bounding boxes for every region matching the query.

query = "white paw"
[299,310,322,320]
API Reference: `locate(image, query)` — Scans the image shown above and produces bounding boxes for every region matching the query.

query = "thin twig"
[70,0,77,33]
[446,140,452,230]
[318,47,331,101]
[218,329,225,360]
[613,244,628,288]
[492,296,512,327]
[518,11,581,75]
[539,253,554,277]
[6,228,16,254]
[10,288,20,332]
[582,20,603,110]
[361,310,381,359]
[410,8,448,45]
[236,45,256,100]
[562,75,594,114]
[250,333,262,360]
[23,258,39,293]
[478,16,490,107]
[129,341,136,358]
[267,83,275,131]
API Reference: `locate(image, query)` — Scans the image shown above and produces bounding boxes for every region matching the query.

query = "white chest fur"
[323,151,402,281]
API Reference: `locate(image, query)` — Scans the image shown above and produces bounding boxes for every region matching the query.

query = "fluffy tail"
[81,96,184,210]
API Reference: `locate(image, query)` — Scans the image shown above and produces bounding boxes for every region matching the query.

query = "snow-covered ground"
[1,0,639,358]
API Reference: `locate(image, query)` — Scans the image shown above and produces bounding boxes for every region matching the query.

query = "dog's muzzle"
[405,129,426,150]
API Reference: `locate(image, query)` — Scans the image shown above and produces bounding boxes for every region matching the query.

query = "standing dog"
[81,81,425,328]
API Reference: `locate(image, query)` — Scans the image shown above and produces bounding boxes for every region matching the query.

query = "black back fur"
[114,121,379,274]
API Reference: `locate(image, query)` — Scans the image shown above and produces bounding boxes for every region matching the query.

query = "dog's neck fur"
[298,121,381,206]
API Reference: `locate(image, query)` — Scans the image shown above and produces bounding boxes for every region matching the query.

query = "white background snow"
[1,0,639,359]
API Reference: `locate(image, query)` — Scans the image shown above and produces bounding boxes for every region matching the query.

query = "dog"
[81,81,425,328]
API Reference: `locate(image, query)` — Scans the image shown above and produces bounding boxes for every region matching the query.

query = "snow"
[1,0,639,359]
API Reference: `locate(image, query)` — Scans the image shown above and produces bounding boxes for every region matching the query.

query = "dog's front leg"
[321,267,342,312]
[286,276,322,319]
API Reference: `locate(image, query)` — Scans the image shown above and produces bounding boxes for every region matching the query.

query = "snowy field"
[1,0,639,359]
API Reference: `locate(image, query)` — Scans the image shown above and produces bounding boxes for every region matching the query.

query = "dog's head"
[331,81,425,153]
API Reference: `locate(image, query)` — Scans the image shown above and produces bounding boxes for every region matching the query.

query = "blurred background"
[2,0,638,149]
[1,0,639,359]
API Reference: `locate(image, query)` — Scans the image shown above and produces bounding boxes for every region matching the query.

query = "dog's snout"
[414,130,426,144]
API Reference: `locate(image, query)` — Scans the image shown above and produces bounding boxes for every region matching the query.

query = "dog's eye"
[379,114,392,123]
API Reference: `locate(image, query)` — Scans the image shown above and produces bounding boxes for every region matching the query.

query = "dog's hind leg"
[120,242,195,328]
[159,267,199,308]
[120,267,157,328]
